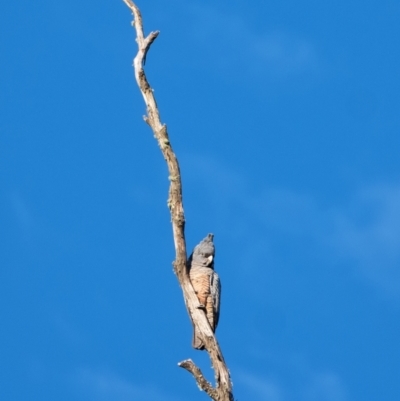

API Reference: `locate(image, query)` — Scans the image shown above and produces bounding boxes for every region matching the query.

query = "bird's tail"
[192,326,205,350]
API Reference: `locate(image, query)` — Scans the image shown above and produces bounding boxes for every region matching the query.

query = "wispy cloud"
[9,192,34,236]
[250,32,317,75]
[237,372,283,401]
[182,153,400,300]
[332,185,400,297]
[74,368,182,401]
[304,372,348,401]
[236,364,348,401]
[180,2,318,78]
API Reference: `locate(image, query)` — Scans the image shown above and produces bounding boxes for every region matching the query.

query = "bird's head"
[192,233,215,267]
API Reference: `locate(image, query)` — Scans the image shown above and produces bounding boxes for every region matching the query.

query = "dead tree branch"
[178,359,219,399]
[122,1,234,400]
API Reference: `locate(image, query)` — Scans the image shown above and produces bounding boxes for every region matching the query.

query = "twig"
[123,1,234,400]
[178,359,219,399]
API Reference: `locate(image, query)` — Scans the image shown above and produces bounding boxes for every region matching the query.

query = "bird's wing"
[210,271,221,328]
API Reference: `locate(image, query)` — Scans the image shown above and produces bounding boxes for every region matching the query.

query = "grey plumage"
[188,234,221,350]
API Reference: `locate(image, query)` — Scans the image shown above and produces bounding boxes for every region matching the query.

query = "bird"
[188,234,221,350]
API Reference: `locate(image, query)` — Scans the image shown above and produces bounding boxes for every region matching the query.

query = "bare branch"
[123,2,234,400]
[178,359,219,399]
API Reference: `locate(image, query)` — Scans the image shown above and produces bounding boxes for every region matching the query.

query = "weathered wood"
[122,1,234,400]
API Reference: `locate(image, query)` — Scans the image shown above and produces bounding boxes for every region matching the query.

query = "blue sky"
[1,1,400,400]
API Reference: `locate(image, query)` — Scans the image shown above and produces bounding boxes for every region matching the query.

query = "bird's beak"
[207,255,213,265]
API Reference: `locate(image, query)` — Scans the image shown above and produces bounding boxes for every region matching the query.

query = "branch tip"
[178,359,219,400]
